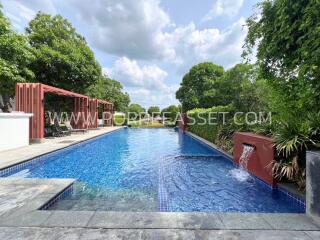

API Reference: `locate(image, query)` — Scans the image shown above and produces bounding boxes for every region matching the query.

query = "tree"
[87,76,130,112]
[147,106,160,116]
[176,62,269,113]
[161,105,180,121]
[26,13,101,94]
[176,62,224,111]
[243,0,320,188]
[127,103,145,119]
[216,64,270,112]
[0,5,34,112]
[243,0,320,113]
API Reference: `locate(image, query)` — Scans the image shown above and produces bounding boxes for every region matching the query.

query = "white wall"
[0,113,33,152]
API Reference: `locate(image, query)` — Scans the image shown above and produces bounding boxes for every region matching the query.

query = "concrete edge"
[0,178,75,224]
[1,210,320,230]
[306,150,320,157]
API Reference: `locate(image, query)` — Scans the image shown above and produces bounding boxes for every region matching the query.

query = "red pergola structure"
[98,99,113,127]
[88,99,99,129]
[87,99,114,129]
[15,83,113,141]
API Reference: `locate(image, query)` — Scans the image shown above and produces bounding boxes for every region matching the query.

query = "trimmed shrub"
[187,105,235,144]
[113,115,126,126]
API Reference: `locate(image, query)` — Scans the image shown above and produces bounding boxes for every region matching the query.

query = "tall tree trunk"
[0,94,14,112]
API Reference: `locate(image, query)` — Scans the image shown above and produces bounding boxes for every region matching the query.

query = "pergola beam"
[15,83,113,141]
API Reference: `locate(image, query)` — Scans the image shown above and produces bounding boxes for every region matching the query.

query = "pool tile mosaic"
[40,184,74,210]
[158,157,170,211]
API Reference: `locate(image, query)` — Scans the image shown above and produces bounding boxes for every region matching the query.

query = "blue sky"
[2,0,260,109]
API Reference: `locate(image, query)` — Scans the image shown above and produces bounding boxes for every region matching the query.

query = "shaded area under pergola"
[15,83,113,141]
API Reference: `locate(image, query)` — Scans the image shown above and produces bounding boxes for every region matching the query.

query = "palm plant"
[251,120,276,137]
[308,111,320,148]
[273,120,311,158]
[271,118,313,189]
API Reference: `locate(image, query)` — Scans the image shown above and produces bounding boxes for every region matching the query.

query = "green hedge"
[113,115,126,126]
[187,105,235,144]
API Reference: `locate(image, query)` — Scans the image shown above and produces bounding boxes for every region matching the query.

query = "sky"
[1,0,260,109]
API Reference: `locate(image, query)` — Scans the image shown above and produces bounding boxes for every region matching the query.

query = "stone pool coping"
[2,207,320,231]
[0,178,75,220]
[1,228,320,240]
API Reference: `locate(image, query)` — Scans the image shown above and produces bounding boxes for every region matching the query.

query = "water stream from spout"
[239,144,255,171]
[230,144,255,182]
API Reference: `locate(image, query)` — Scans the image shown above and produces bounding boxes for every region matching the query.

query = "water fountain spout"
[239,144,255,171]
[229,143,255,182]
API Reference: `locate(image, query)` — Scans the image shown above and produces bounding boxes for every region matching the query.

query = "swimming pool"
[7,128,304,212]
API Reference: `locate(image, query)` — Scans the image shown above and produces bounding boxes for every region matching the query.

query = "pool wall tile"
[40,184,74,210]
[158,157,170,211]
[0,129,125,177]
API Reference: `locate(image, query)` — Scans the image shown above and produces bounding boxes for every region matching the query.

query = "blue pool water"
[9,128,304,212]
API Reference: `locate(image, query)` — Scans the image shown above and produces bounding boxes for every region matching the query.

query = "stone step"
[50,197,158,211]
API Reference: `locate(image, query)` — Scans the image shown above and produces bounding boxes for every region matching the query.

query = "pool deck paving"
[0,127,320,239]
[0,228,319,240]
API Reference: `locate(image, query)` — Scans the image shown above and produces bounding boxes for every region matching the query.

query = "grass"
[128,120,166,128]
[113,115,126,126]
[115,117,176,128]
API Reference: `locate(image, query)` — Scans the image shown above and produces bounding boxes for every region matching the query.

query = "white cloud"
[164,18,247,73]
[69,0,246,67]
[1,0,248,107]
[3,0,247,71]
[71,0,172,60]
[18,0,57,14]
[3,0,173,59]
[104,57,169,91]
[105,57,179,108]
[2,0,56,31]
[202,0,245,22]
[127,88,178,109]
[2,0,56,30]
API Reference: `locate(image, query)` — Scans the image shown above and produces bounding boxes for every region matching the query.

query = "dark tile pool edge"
[158,156,170,211]
[39,183,75,210]
[184,130,234,160]
[277,186,306,211]
[0,127,124,176]
[278,183,306,201]
[184,130,306,212]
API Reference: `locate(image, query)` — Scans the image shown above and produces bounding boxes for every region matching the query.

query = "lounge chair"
[52,124,71,137]
[44,127,54,138]
[64,121,88,134]
[45,125,68,138]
